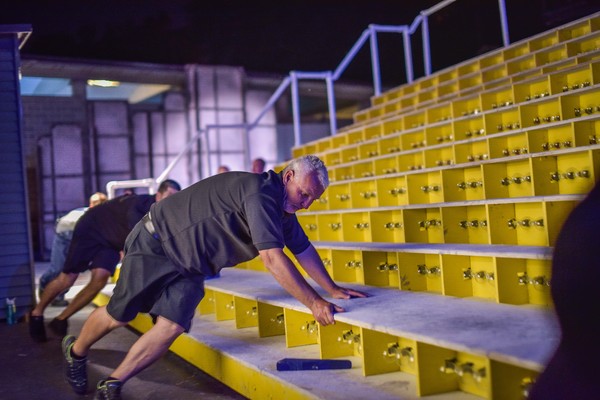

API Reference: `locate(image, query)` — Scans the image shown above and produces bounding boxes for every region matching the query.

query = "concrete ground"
[0,263,247,400]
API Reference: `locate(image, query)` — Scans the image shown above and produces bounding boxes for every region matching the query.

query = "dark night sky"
[2,0,598,85]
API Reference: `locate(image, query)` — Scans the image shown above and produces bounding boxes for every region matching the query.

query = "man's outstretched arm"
[259,247,342,325]
[294,244,369,300]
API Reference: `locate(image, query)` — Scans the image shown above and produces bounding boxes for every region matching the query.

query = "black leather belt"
[142,213,160,240]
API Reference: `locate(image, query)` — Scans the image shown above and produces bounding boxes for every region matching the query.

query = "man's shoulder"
[132,194,157,211]
[56,207,88,231]
[60,207,87,219]
[194,171,264,193]
[114,193,155,205]
[235,170,281,199]
[135,193,155,202]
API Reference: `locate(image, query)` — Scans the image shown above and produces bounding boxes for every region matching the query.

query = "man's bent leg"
[73,306,126,356]
[109,316,185,384]
[32,272,78,316]
[63,306,126,395]
[41,232,71,302]
[29,272,78,342]
[46,268,111,338]
[56,267,111,321]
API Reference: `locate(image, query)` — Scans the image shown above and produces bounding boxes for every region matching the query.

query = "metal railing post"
[420,0,458,76]
[290,72,302,147]
[369,25,382,96]
[498,0,510,46]
[421,13,432,76]
[402,27,414,83]
[326,72,337,135]
[243,124,250,171]
[205,127,212,176]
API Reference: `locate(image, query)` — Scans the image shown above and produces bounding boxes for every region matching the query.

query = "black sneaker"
[62,335,88,394]
[48,317,68,337]
[94,379,122,400]
[28,314,47,342]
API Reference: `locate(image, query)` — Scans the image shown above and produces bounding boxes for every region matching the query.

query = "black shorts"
[62,219,120,275]
[106,221,205,332]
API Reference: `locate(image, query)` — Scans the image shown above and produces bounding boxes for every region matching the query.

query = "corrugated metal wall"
[0,29,35,321]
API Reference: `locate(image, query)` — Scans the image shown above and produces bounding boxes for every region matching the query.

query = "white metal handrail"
[216,0,509,146]
[108,0,511,194]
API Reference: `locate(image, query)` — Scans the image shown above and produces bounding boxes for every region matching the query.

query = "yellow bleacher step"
[198,269,557,370]
[95,267,557,399]
[312,241,553,259]
[94,285,479,400]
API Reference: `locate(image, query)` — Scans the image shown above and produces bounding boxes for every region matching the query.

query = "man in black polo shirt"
[61,155,368,399]
[29,179,181,343]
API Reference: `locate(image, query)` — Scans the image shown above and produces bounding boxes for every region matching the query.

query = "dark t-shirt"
[549,181,600,346]
[529,182,600,399]
[75,194,156,249]
[150,170,310,279]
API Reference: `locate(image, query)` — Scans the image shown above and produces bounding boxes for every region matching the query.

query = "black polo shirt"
[75,193,156,250]
[150,170,310,279]
[63,194,156,273]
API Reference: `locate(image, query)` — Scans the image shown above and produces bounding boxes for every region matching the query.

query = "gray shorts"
[106,220,205,332]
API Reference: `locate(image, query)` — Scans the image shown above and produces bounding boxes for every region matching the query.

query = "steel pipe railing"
[139,0,513,191]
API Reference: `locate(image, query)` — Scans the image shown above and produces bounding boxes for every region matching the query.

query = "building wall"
[21,81,87,170]
[19,59,346,259]
[245,89,278,170]
[0,29,35,321]
[20,81,90,258]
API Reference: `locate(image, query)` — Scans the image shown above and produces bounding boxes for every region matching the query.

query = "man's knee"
[59,272,78,287]
[103,307,129,329]
[154,316,185,338]
[89,268,112,286]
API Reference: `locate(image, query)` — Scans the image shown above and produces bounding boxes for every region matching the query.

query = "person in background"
[38,192,108,307]
[251,157,266,174]
[29,179,181,343]
[529,182,600,399]
[217,165,230,173]
[60,155,368,399]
